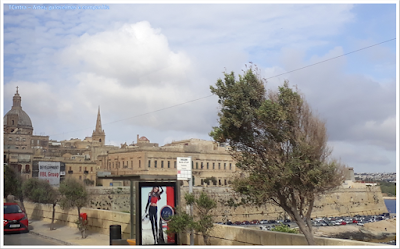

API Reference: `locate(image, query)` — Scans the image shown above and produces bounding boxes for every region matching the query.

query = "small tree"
[4,165,27,218]
[59,177,89,238]
[22,178,59,230]
[203,177,217,186]
[167,191,217,245]
[166,207,193,245]
[210,67,345,245]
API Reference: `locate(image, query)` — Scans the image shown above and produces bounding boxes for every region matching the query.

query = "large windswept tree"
[210,67,345,245]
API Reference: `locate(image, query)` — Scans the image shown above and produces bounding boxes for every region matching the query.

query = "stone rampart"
[180,185,388,222]
[86,186,131,212]
[84,184,387,222]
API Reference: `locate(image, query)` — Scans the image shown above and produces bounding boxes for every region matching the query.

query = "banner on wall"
[140,182,177,245]
[38,161,61,186]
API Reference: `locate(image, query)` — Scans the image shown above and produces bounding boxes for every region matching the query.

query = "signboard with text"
[38,161,61,186]
[177,157,192,180]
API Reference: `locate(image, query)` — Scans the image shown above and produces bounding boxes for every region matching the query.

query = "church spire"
[92,106,105,146]
[95,106,103,133]
[12,86,22,108]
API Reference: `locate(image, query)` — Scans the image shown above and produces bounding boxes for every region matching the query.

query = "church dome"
[3,88,33,128]
[4,108,32,127]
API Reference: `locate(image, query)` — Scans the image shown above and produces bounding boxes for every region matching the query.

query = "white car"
[357,222,364,226]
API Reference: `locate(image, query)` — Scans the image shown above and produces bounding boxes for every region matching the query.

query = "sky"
[2,1,398,174]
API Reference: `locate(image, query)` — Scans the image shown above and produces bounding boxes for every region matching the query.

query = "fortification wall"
[85,184,387,222]
[180,185,388,222]
[87,187,131,212]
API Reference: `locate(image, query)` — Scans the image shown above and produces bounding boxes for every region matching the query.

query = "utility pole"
[177,156,193,245]
[189,173,194,245]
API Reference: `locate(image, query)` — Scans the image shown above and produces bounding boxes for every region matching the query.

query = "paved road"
[3,232,64,245]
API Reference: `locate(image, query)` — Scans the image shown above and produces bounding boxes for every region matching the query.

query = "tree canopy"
[167,191,217,245]
[210,67,345,245]
[23,178,58,204]
[59,177,89,238]
[4,165,24,201]
[23,178,59,230]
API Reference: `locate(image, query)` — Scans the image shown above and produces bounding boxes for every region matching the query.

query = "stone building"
[96,137,236,186]
[3,88,34,179]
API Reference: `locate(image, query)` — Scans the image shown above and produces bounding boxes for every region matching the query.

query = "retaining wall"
[22,201,383,246]
[23,201,134,239]
[181,224,384,246]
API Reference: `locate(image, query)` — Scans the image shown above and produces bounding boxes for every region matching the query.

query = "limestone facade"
[97,137,236,186]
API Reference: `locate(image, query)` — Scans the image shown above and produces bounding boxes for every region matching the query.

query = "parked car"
[341,221,347,225]
[260,220,269,224]
[250,220,260,225]
[352,220,358,224]
[357,222,364,226]
[4,203,29,233]
[242,221,250,225]
[234,221,242,225]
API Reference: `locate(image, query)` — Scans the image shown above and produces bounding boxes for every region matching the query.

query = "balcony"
[84,170,89,174]
[68,170,73,174]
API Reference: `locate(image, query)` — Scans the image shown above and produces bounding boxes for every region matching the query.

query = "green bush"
[271,224,298,234]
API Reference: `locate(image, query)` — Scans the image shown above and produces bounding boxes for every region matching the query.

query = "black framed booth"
[97,174,180,245]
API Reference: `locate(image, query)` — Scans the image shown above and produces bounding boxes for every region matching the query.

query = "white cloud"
[59,21,191,88]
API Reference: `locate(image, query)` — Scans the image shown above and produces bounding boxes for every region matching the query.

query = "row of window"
[200,178,229,185]
[8,137,27,142]
[108,160,137,169]
[6,146,26,150]
[106,159,234,171]
[148,160,233,170]
[68,166,94,172]
[148,160,176,169]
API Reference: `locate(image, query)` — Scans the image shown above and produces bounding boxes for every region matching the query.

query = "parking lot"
[216,212,393,231]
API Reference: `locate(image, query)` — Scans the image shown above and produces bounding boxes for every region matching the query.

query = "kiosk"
[97,174,180,245]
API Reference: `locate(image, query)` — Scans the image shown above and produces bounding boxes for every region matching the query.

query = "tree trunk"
[203,234,210,245]
[18,196,28,220]
[296,218,315,245]
[77,207,85,239]
[51,203,56,230]
[282,203,316,245]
